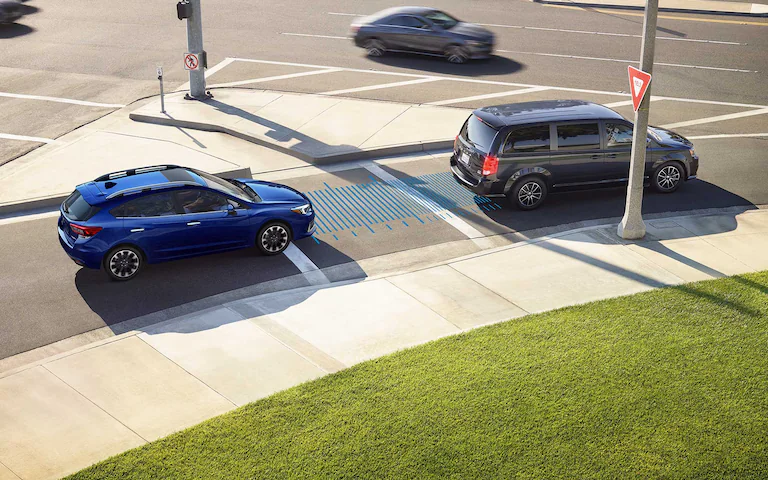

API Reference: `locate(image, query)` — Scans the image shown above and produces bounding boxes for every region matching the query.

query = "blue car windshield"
[424,11,459,29]
[194,170,253,202]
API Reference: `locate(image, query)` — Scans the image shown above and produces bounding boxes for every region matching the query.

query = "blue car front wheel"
[257,222,291,256]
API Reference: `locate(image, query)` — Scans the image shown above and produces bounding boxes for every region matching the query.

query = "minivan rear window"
[62,190,100,221]
[460,115,498,153]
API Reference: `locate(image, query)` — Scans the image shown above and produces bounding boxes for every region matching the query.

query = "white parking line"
[661,107,768,129]
[326,12,743,45]
[283,243,330,285]
[686,133,768,140]
[227,58,768,109]
[427,86,549,106]
[208,68,343,88]
[0,211,60,225]
[364,163,489,246]
[496,50,756,73]
[282,33,348,40]
[0,133,57,143]
[177,58,237,92]
[320,78,440,96]
[0,92,125,108]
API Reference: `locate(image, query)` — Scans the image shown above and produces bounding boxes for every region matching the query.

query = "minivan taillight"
[482,155,499,176]
[70,224,103,237]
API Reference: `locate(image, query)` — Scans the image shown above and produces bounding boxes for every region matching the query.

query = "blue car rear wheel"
[104,246,143,281]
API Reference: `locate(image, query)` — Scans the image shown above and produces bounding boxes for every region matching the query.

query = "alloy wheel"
[446,46,468,64]
[365,40,385,57]
[261,225,289,253]
[657,165,681,191]
[109,249,140,279]
[518,181,543,207]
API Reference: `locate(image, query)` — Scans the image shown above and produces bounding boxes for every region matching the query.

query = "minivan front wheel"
[257,222,292,256]
[104,246,143,281]
[652,161,684,193]
[509,177,548,210]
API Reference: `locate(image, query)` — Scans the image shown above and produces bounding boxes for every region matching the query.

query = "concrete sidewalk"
[532,0,768,16]
[1,209,766,480]
[129,89,469,164]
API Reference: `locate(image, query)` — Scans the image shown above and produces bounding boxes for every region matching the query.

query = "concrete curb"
[0,166,253,217]
[531,0,768,17]
[128,112,454,166]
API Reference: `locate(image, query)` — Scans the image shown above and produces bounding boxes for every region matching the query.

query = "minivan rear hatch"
[455,114,499,181]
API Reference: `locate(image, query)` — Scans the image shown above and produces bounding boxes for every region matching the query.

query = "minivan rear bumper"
[450,156,495,196]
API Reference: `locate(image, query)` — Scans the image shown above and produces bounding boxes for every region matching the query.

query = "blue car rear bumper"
[58,227,103,269]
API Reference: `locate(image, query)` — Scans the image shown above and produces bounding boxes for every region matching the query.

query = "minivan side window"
[606,123,633,148]
[119,192,178,218]
[556,123,600,151]
[502,125,551,155]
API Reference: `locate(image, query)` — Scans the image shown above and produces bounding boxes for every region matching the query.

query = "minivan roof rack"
[93,165,184,182]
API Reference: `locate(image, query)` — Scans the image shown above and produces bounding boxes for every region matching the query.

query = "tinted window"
[176,189,230,214]
[460,115,498,153]
[62,190,100,221]
[120,192,177,217]
[502,126,551,154]
[606,123,633,148]
[402,16,428,28]
[424,11,459,29]
[557,124,600,150]
[193,170,252,202]
[384,15,408,26]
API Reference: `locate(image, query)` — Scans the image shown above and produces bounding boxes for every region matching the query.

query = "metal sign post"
[157,66,165,114]
[617,0,658,240]
[182,0,206,99]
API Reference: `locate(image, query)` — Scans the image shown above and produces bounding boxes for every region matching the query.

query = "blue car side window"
[121,192,177,217]
[176,189,231,214]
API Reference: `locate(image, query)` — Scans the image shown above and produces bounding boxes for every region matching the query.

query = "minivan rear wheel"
[104,246,143,281]
[652,161,684,193]
[509,177,548,210]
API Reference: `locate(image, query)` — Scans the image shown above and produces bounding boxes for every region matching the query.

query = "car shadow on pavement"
[366,54,525,77]
[0,23,34,39]
[74,237,363,330]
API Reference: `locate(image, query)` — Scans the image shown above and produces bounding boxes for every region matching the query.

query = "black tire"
[508,176,548,210]
[445,45,469,64]
[652,161,684,193]
[364,39,386,57]
[104,245,143,281]
[257,222,292,256]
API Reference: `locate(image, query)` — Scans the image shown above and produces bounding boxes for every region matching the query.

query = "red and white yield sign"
[183,53,200,71]
[628,66,652,112]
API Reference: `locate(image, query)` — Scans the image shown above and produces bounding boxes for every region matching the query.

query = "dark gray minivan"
[451,100,699,210]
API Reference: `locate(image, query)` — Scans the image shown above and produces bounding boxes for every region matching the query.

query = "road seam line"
[319,77,440,96]
[446,264,531,315]
[427,86,549,106]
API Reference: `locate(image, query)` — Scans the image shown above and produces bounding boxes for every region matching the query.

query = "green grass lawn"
[69,272,768,479]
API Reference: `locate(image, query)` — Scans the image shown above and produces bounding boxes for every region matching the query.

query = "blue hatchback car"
[58,165,315,281]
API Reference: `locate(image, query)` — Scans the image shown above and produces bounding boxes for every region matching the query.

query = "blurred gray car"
[0,0,22,24]
[351,7,495,64]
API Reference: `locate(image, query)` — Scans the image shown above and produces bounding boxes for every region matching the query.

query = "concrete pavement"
[1,208,766,480]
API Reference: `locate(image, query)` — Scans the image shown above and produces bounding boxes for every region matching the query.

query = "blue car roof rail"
[94,165,184,182]
[105,180,200,200]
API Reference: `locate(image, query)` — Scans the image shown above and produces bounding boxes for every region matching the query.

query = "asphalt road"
[1,0,767,360]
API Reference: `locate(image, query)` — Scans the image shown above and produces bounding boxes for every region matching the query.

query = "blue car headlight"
[291,203,312,215]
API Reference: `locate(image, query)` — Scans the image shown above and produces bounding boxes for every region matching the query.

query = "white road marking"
[326,12,743,45]
[177,57,237,92]
[496,50,756,73]
[427,86,549,106]
[661,107,768,129]
[478,23,743,45]
[0,133,57,143]
[0,92,125,108]
[603,100,637,108]
[282,33,348,40]
[686,133,768,140]
[0,211,60,225]
[364,163,488,245]
[283,243,330,285]
[320,77,440,96]
[208,68,342,88]
[228,58,768,109]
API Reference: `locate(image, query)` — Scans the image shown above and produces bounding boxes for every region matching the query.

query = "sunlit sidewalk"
[1,209,767,480]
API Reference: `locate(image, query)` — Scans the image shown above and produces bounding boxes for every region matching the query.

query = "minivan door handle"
[607,154,617,159]
[187,221,201,226]
[590,155,601,160]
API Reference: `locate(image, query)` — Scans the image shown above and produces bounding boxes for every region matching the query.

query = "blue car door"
[118,191,193,261]
[174,189,252,254]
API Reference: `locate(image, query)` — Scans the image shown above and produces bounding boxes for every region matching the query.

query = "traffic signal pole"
[617,0,658,240]
[185,0,206,99]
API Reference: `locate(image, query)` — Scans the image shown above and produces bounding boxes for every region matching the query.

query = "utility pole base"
[617,216,646,240]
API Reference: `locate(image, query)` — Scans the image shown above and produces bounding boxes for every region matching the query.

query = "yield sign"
[628,66,652,112]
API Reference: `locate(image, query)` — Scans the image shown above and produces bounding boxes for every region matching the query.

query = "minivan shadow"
[74,237,363,328]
